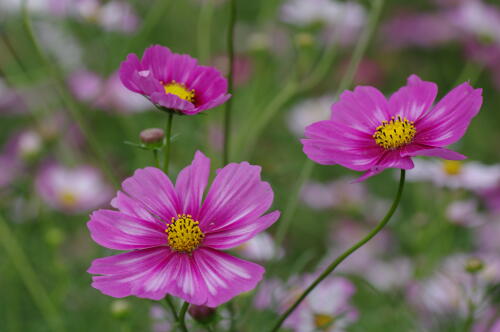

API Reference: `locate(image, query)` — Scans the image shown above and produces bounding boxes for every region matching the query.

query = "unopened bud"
[140,128,164,148]
[465,257,484,274]
[188,304,216,324]
[111,300,130,319]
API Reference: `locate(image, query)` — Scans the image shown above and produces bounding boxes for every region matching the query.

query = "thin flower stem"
[223,0,237,165]
[164,295,179,321]
[197,0,215,63]
[0,214,64,332]
[178,301,190,332]
[269,170,406,332]
[153,150,160,168]
[163,112,174,174]
[21,0,118,187]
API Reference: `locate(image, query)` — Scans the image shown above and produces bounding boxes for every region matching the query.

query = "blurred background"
[1,0,500,331]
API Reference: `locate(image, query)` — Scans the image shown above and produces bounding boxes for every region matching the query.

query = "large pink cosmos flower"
[87,151,280,307]
[302,75,483,181]
[119,45,231,115]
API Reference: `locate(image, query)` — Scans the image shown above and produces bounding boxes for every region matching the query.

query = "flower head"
[302,75,483,181]
[119,45,231,115]
[36,163,113,214]
[87,151,280,307]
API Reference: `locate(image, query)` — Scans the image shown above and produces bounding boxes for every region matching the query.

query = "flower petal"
[357,151,414,182]
[190,248,264,307]
[203,211,280,249]
[87,209,166,250]
[119,54,163,95]
[175,151,210,217]
[401,144,466,160]
[389,74,437,121]
[150,92,196,113]
[121,167,181,221]
[415,82,482,146]
[331,86,391,134]
[302,120,382,171]
[198,162,275,233]
[89,247,177,300]
[141,45,173,83]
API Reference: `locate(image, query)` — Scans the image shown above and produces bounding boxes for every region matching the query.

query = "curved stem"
[178,301,190,332]
[164,295,179,321]
[163,112,174,173]
[223,0,236,165]
[269,170,406,332]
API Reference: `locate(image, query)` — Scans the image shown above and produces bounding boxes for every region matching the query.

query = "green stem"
[197,0,215,63]
[163,112,174,174]
[223,0,236,165]
[269,170,406,332]
[0,215,64,332]
[21,1,118,187]
[178,301,190,332]
[153,150,160,168]
[164,295,179,321]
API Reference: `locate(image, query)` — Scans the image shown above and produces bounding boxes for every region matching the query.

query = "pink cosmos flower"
[302,75,483,181]
[36,163,113,214]
[119,45,231,115]
[87,151,280,307]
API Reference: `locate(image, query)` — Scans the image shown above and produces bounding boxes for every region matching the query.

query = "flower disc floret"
[166,214,204,253]
[373,115,416,150]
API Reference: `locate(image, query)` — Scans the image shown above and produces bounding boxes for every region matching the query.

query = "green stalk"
[178,301,190,332]
[223,0,236,165]
[163,112,174,174]
[269,170,406,332]
[164,295,179,321]
[197,0,215,63]
[0,215,64,332]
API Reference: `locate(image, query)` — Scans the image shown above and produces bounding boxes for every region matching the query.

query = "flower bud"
[188,304,216,324]
[140,128,164,149]
[111,300,130,319]
[465,257,484,274]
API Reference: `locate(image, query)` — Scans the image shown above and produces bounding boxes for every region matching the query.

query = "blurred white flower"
[287,96,334,137]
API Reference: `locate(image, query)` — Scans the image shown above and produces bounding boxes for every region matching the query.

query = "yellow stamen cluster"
[166,214,204,253]
[314,314,335,329]
[373,115,416,150]
[59,191,77,207]
[442,160,462,176]
[163,81,195,103]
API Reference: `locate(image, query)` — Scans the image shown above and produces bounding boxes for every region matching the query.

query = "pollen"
[314,313,335,329]
[166,214,204,253]
[163,81,195,103]
[373,115,416,150]
[442,160,462,176]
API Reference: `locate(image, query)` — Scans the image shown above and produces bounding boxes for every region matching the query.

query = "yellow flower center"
[166,214,204,253]
[163,81,195,103]
[442,160,462,176]
[373,115,416,150]
[314,314,335,329]
[59,191,77,207]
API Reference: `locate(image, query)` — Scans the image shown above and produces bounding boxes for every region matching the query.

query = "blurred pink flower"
[283,275,358,332]
[302,75,483,181]
[446,199,486,227]
[406,159,500,191]
[300,177,367,210]
[287,96,334,137]
[87,151,280,306]
[36,163,113,214]
[234,232,284,262]
[211,54,253,87]
[0,79,27,115]
[120,45,231,115]
[364,257,413,291]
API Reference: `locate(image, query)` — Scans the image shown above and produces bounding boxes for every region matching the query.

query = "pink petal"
[89,247,178,300]
[198,162,275,233]
[150,92,195,113]
[175,151,210,217]
[415,82,482,147]
[164,53,199,85]
[331,86,391,134]
[301,120,382,171]
[110,191,157,223]
[190,248,264,307]
[357,151,414,182]
[401,144,466,160]
[121,167,181,222]
[119,54,163,95]
[141,45,173,83]
[87,209,166,250]
[388,74,437,121]
[203,211,280,249]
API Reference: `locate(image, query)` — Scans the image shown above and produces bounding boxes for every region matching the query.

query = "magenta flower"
[87,151,280,307]
[119,45,230,115]
[302,75,483,181]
